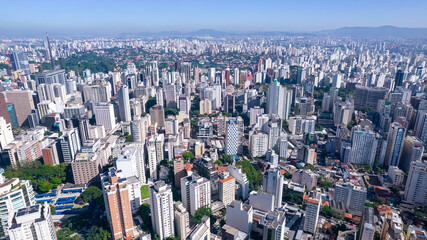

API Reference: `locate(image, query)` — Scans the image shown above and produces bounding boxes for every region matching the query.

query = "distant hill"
[318,26,427,38]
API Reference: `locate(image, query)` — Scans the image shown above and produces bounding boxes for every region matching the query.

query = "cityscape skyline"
[2,0,427,37]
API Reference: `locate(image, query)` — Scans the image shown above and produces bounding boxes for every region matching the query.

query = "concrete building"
[219,172,236,206]
[400,136,424,172]
[334,182,367,215]
[187,216,210,240]
[292,170,318,191]
[250,131,268,158]
[8,203,56,240]
[150,105,165,128]
[385,122,406,167]
[387,166,404,187]
[303,194,321,234]
[71,153,101,185]
[180,174,211,215]
[118,85,131,122]
[149,181,175,240]
[404,161,427,206]
[266,80,292,120]
[227,166,250,200]
[174,202,189,240]
[263,169,284,208]
[199,99,212,115]
[248,191,275,212]
[5,91,35,126]
[226,201,253,234]
[0,117,14,151]
[60,128,81,163]
[349,125,378,166]
[116,147,146,184]
[221,224,248,240]
[93,103,116,132]
[225,117,244,155]
[414,110,427,145]
[101,168,139,240]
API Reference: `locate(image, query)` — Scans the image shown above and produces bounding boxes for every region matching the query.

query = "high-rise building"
[93,103,116,132]
[101,168,138,240]
[414,110,427,145]
[71,153,101,185]
[394,69,404,90]
[250,131,268,158]
[266,80,292,120]
[354,86,388,109]
[225,201,253,234]
[219,172,235,206]
[10,51,31,75]
[180,174,211,215]
[303,194,322,234]
[82,80,112,103]
[187,216,210,240]
[225,117,244,156]
[35,69,66,85]
[404,161,427,206]
[150,105,165,128]
[178,95,190,114]
[5,91,35,127]
[349,125,378,166]
[174,201,189,240]
[8,203,56,240]
[263,169,284,208]
[118,85,131,122]
[181,62,192,80]
[400,136,424,172]
[149,181,175,239]
[334,182,367,215]
[385,122,406,167]
[116,147,146,184]
[227,166,250,200]
[0,117,14,151]
[199,99,212,115]
[0,176,35,237]
[60,128,81,163]
[164,84,177,108]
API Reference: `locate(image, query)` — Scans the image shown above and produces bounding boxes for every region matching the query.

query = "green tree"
[322,206,331,216]
[81,186,103,204]
[221,154,233,164]
[182,152,195,160]
[214,160,223,166]
[38,181,53,193]
[87,226,111,240]
[193,206,214,225]
[50,204,56,215]
[137,204,152,232]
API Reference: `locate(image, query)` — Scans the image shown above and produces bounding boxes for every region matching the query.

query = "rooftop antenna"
[46,32,55,70]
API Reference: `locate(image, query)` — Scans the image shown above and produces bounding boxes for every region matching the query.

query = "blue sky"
[1,0,426,36]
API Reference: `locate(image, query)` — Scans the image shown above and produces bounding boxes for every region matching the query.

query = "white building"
[250,132,268,158]
[227,166,250,200]
[349,125,378,166]
[116,146,146,184]
[226,201,253,234]
[219,172,235,206]
[199,99,212,115]
[404,161,427,206]
[93,103,116,132]
[263,169,284,208]
[149,181,175,240]
[266,80,292,120]
[174,202,189,240]
[303,195,322,234]
[180,174,211,215]
[0,117,13,151]
[118,85,131,122]
[8,203,56,240]
[334,182,367,215]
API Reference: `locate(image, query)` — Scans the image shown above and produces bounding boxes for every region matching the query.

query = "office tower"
[290,65,302,84]
[199,99,212,115]
[180,174,211,215]
[60,128,81,163]
[394,69,404,90]
[130,117,146,143]
[10,51,31,75]
[0,177,35,237]
[174,202,189,240]
[164,84,177,108]
[0,117,14,151]
[178,95,190,114]
[8,203,56,240]
[150,105,165,128]
[266,80,292,120]
[404,161,427,206]
[263,169,284,208]
[225,117,244,156]
[414,110,427,145]
[349,125,378,166]
[354,86,388,109]
[5,91,35,126]
[250,132,268,158]
[225,201,253,234]
[385,122,406,167]
[181,62,192,80]
[35,69,66,85]
[118,85,131,122]
[187,216,210,240]
[400,136,424,172]
[227,167,249,200]
[303,194,322,234]
[101,168,137,240]
[219,172,235,206]
[334,183,367,214]
[76,118,90,143]
[93,103,116,132]
[149,181,175,239]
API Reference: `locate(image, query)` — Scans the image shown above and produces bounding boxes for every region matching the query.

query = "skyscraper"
[93,103,116,132]
[218,172,235,206]
[349,126,378,166]
[394,69,404,90]
[10,51,31,75]
[225,118,244,156]
[149,181,175,240]
[101,168,137,240]
[262,169,284,208]
[303,194,322,234]
[5,91,35,127]
[266,80,292,120]
[118,85,131,122]
[385,122,406,167]
[400,136,424,172]
[414,110,427,145]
